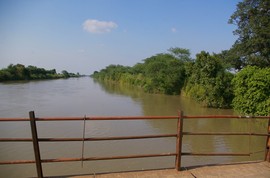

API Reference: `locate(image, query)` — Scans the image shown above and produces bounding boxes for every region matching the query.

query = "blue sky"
[0,0,240,74]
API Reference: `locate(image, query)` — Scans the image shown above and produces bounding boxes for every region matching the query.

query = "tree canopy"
[92,49,235,108]
[92,48,188,95]
[183,51,234,108]
[0,64,80,81]
[228,0,270,69]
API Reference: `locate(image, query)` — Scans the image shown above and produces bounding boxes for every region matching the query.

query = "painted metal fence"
[0,111,269,178]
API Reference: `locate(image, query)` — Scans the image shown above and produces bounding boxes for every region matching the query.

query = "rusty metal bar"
[1,115,269,122]
[41,153,177,163]
[36,117,84,121]
[29,111,43,178]
[0,160,36,165]
[35,116,178,121]
[0,153,177,165]
[0,152,249,165]
[0,138,32,142]
[0,118,29,121]
[0,116,178,122]
[183,115,270,119]
[3,133,270,142]
[183,132,270,136]
[182,152,250,156]
[175,111,184,171]
[3,132,270,143]
[36,134,177,142]
[265,118,270,162]
[0,134,177,142]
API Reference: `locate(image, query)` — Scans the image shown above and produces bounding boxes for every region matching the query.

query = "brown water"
[0,77,268,177]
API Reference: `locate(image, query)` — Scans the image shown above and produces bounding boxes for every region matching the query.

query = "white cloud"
[171,27,177,33]
[83,19,118,34]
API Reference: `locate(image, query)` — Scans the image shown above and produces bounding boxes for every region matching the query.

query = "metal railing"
[0,111,269,178]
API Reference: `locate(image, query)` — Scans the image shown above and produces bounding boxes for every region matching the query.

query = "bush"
[232,66,270,115]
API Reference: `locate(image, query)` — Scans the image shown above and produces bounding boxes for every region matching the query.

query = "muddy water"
[0,78,267,177]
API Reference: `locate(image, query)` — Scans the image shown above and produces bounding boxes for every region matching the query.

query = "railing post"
[175,110,184,171]
[265,117,270,162]
[29,111,43,178]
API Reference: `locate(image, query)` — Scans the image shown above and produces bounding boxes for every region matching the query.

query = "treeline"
[0,64,81,81]
[91,0,270,116]
[91,48,234,107]
[92,49,188,95]
[91,48,269,115]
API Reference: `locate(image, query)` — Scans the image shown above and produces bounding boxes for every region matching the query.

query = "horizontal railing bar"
[38,134,177,142]
[0,134,177,142]
[36,116,179,121]
[183,132,270,136]
[88,116,179,120]
[0,116,178,122]
[2,152,251,165]
[42,153,177,163]
[37,117,87,121]
[0,153,177,165]
[2,132,269,142]
[0,115,268,122]
[183,115,270,119]
[0,138,32,142]
[0,118,29,122]
[182,152,250,156]
[0,160,35,165]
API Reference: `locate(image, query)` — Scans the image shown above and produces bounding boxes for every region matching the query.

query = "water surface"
[0,78,267,177]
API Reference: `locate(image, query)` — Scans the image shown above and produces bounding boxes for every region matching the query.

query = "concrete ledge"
[52,161,270,178]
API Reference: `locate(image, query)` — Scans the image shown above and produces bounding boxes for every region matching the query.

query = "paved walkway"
[64,161,270,178]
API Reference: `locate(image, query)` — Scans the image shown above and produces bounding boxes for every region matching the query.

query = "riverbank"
[0,64,85,82]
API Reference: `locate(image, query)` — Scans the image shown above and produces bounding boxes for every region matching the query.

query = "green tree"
[142,53,185,94]
[228,0,270,69]
[232,66,270,115]
[61,70,70,78]
[168,47,192,62]
[3,64,30,80]
[0,64,77,81]
[91,49,187,95]
[184,51,234,108]
[0,70,12,81]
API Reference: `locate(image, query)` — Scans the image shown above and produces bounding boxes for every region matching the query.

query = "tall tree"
[168,47,192,62]
[184,51,234,108]
[61,70,70,78]
[228,0,270,69]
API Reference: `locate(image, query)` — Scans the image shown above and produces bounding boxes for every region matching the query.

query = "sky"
[0,0,240,74]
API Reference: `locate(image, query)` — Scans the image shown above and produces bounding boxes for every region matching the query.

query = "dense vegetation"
[227,0,270,69]
[0,64,80,82]
[232,66,270,116]
[92,0,270,115]
[92,48,188,95]
[184,51,234,108]
[92,48,234,108]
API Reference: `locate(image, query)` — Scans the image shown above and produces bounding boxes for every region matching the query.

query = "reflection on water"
[95,79,237,116]
[0,78,268,177]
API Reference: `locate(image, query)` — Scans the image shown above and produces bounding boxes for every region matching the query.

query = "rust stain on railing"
[0,111,269,178]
